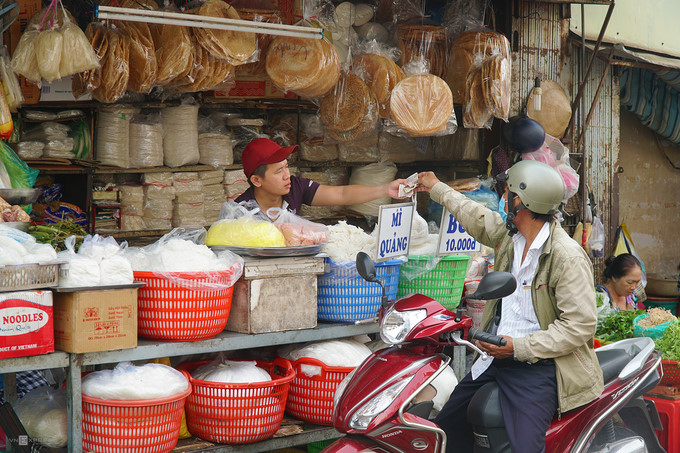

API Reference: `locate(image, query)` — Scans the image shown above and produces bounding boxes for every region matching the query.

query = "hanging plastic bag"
[14,387,68,448]
[351,41,405,120]
[0,47,24,111]
[320,70,379,143]
[523,133,580,201]
[386,59,457,138]
[72,22,107,99]
[589,216,605,258]
[458,30,511,128]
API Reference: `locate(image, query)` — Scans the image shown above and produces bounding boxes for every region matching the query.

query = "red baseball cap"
[242,138,299,178]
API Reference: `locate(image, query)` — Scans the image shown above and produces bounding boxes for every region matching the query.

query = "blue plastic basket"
[317,259,401,322]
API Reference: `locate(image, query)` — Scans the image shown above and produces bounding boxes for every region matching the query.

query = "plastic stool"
[644,395,680,452]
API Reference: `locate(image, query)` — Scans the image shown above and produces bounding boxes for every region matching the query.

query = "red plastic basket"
[178,358,295,444]
[661,360,680,386]
[134,269,236,341]
[81,385,191,453]
[285,357,354,425]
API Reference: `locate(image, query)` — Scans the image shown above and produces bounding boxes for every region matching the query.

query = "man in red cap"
[236,138,408,214]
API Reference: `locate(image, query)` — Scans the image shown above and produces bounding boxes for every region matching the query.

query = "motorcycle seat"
[596,349,630,383]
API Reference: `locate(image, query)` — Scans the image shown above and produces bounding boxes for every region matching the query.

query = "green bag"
[0,140,39,189]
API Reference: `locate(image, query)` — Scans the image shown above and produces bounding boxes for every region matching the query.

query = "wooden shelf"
[94,164,241,174]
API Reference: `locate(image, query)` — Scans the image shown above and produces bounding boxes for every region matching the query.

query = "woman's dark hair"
[603,253,641,280]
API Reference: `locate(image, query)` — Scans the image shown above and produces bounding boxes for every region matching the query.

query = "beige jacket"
[431,182,603,413]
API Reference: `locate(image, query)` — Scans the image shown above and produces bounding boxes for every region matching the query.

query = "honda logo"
[411,438,429,450]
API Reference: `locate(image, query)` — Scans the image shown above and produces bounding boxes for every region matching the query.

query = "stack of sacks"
[22,121,74,159]
[119,185,145,231]
[57,235,133,287]
[172,172,206,227]
[142,173,175,230]
[200,170,226,225]
[300,168,347,219]
[224,169,249,202]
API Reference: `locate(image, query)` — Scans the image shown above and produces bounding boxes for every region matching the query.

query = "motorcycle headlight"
[349,376,414,430]
[380,307,427,345]
[333,367,359,408]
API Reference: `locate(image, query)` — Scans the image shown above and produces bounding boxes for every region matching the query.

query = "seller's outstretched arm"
[311,179,409,206]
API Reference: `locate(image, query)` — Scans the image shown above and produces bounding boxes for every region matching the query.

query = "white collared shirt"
[471,222,550,379]
[496,221,551,338]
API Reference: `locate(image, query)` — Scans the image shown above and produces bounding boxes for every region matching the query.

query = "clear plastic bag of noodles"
[150,6,193,86]
[93,26,130,104]
[173,39,235,94]
[10,30,41,84]
[193,0,258,66]
[386,59,457,138]
[265,13,340,99]
[462,30,511,128]
[319,71,379,144]
[72,22,108,99]
[59,17,100,78]
[351,40,405,120]
[24,4,79,83]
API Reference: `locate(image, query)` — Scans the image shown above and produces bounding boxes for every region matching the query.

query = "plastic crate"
[134,269,236,341]
[286,357,354,425]
[178,358,295,444]
[660,360,680,386]
[317,259,401,323]
[397,255,470,310]
[0,262,60,292]
[81,386,191,453]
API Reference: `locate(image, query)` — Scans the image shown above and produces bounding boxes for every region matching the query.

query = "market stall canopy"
[570,0,680,61]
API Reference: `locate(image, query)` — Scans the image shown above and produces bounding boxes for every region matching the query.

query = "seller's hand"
[386,178,410,199]
[416,172,440,193]
[476,336,514,359]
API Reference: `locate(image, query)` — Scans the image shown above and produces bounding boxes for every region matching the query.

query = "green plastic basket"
[397,254,470,310]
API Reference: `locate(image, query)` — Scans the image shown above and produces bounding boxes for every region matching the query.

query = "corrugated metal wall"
[511,1,620,277]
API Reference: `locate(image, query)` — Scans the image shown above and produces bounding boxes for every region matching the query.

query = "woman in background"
[597,253,643,311]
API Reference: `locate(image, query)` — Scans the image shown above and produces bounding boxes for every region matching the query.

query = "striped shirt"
[497,222,551,338]
[471,222,551,379]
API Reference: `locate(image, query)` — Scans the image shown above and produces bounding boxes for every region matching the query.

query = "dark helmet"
[503,115,546,153]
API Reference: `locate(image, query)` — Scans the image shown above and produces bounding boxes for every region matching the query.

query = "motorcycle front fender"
[321,435,390,452]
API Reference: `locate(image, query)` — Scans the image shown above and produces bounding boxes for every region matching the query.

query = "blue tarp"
[620,67,680,144]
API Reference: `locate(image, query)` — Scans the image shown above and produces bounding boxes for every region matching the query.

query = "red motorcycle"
[323,252,665,453]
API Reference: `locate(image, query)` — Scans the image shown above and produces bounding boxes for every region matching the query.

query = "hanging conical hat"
[527,79,572,139]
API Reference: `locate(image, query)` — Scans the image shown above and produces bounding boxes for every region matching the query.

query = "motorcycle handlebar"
[468,328,507,347]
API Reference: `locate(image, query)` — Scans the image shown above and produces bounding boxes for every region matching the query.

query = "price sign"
[376,202,414,262]
[437,208,481,255]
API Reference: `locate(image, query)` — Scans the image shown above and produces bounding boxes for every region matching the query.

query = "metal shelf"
[81,323,379,366]
[0,351,69,374]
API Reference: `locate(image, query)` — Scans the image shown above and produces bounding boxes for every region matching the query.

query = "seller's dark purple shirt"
[235,176,320,214]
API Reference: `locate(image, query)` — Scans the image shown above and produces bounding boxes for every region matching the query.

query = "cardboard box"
[0,291,54,359]
[4,0,41,55]
[226,256,324,334]
[211,75,298,99]
[40,76,92,102]
[53,288,137,353]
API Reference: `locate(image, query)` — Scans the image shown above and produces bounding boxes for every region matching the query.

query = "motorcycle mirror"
[463,272,517,301]
[356,252,378,283]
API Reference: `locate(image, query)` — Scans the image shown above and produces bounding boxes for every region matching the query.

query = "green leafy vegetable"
[596,310,645,343]
[654,321,680,361]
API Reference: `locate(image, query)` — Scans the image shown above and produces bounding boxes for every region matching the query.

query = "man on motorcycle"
[417,160,603,453]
